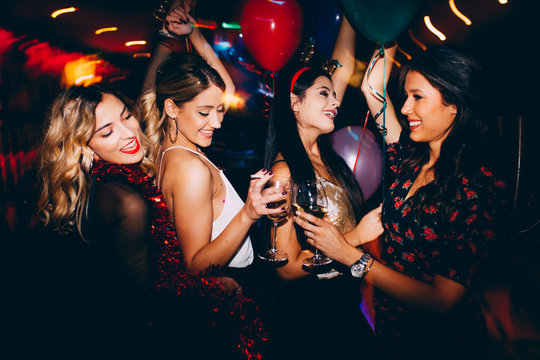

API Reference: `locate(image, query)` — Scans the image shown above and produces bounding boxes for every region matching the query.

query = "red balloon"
[240,0,303,72]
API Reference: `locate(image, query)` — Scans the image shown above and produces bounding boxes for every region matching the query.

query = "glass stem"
[271,222,278,251]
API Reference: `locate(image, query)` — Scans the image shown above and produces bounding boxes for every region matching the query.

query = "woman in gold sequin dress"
[262,17,384,360]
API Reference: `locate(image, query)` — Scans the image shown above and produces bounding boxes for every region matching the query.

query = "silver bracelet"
[158,29,180,40]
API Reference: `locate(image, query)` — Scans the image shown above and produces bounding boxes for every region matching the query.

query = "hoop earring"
[169,117,178,143]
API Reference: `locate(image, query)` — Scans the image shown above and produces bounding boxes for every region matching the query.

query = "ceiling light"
[424,16,446,41]
[133,53,151,58]
[95,27,118,35]
[449,0,472,25]
[51,7,77,18]
[125,40,147,47]
[408,29,427,50]
[221,22,241,30]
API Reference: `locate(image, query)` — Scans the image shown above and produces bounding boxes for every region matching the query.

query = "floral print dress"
[375,133,506,359]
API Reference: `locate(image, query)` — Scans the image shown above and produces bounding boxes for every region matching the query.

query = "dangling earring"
[169,117,178,143]
[90,153,94,169]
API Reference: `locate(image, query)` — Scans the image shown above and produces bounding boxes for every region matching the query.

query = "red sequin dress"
[90,161,267,359]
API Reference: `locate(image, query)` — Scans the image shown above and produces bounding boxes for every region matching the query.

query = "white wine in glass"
[293,179,333,268]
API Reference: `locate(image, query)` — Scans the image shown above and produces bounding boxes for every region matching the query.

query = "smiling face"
[292,76,339,137]
[87,93,144,164]
[401,71,457,149]
[166,84,225,149]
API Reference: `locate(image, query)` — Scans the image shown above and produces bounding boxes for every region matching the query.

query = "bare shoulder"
[161,149,213,191]
[271,154,291,178]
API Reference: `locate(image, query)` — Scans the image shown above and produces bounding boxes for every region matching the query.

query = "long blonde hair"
[141,53,226,164]
[38,85,153,237]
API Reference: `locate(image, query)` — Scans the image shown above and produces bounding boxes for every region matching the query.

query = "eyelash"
[101,112,133,137]
[320,91,329,97]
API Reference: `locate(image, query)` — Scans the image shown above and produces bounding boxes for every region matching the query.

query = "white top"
[158,145,254,268]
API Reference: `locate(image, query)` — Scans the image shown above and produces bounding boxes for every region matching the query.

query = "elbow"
[184,262,199,275]
[360,79,370,97]
[276,266,305,282]
[428,295,463,314]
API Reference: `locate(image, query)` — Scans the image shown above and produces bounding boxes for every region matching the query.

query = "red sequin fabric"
[91,161,267,359]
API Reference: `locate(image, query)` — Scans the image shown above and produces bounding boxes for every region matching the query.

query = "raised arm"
[361,45,401,144]
[141,1,235,107]
[187,24,235,109]
[331,15,356,104]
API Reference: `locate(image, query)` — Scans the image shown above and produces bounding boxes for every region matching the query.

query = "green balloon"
[342,0,423,44]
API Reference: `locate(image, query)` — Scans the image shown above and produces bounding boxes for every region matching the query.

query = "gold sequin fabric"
[317,175,356,233]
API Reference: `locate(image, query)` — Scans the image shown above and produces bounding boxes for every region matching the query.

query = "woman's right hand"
[242,170,290,222]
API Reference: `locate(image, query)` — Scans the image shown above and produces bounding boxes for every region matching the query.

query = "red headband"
[290,67,311,93]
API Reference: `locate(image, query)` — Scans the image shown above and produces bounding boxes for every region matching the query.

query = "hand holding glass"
[293,179,333,268]
[258,176,290,263]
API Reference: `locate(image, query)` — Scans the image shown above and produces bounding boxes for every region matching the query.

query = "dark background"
[1,1,539,358]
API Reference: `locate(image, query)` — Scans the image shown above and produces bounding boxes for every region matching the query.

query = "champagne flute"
[292,179,333,268]
[258,176,290,263]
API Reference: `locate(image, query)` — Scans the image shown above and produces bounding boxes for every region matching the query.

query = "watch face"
[350,263,365,278]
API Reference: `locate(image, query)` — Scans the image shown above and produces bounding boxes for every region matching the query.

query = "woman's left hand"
[294,210,354,264]
[164,5,194,36]
[207,276,243,296]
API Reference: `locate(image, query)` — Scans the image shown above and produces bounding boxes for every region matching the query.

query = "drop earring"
[169,117,178,143]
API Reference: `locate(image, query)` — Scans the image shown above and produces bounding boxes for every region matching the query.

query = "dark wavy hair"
[264,64,365,222]
[397,45,493,216]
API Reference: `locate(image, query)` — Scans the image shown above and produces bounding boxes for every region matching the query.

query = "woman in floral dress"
[294,44,507,359]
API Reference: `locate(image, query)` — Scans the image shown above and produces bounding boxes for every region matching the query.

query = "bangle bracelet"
[361,258,375,280]
[158,29,180,40]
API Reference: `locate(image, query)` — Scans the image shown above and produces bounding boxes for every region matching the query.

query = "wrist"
[342,247,363,267]
[238,206,258,225]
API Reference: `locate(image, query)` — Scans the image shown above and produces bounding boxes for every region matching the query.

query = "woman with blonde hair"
[140,4,283,291]
[38,84,268,359]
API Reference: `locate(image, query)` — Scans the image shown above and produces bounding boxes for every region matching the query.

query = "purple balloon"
[330,126,382,200]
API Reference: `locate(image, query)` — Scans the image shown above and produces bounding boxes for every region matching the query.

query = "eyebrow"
[317,85,336,97]
[93,105,127,134]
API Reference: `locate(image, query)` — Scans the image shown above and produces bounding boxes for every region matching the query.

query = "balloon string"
[366,44,388,201]
[261,71,275,118]
[353,111,371,174]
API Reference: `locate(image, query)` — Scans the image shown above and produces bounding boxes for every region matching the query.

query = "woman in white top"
[141,5,284,290]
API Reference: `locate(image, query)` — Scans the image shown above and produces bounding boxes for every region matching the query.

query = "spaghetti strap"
[157,145,219,187]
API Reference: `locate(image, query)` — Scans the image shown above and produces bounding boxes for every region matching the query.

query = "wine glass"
[258,176,290,263]
[292,179,333,268]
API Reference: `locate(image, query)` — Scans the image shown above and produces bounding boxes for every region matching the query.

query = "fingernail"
[268,171,273,175]
[282,191,287,195]
[281,207,286,211]
[261,168,267,173]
